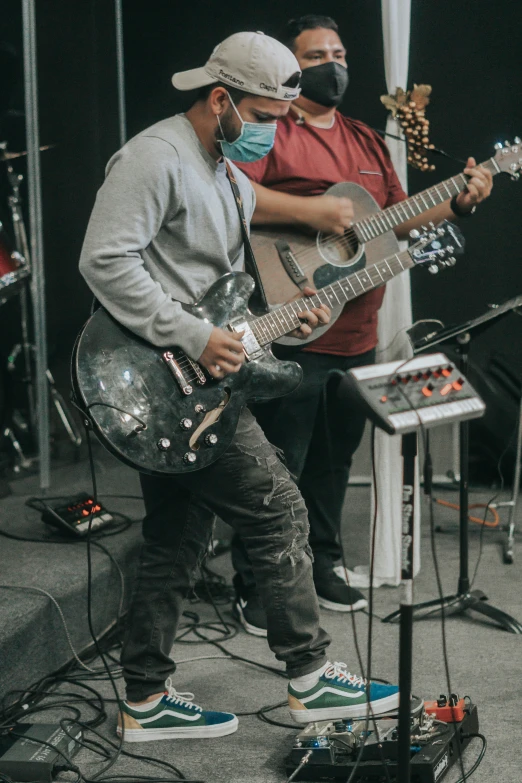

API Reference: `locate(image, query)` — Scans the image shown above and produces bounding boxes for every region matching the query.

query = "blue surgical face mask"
[217,92,277,163]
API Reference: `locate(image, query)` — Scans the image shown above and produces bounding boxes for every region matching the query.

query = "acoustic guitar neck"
[352,158,499,243]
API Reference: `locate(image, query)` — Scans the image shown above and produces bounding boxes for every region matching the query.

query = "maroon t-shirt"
[237,112,407,356]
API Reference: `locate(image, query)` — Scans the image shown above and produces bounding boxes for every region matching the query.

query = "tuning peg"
[511,172,520,181]
[494,142,503,150]
[409,229,421,239]
[505,140,511,147]
[437,227,446,236]
[448,257,457,266]
[515,137,521,144]
[428,264,439,274]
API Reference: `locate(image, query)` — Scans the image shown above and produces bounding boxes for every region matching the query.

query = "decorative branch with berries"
[381,84,436,172]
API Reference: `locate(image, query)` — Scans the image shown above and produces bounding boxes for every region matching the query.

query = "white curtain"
[348,0,420,588]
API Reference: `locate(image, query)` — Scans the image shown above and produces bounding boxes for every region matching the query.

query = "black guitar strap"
[225,159,269,315]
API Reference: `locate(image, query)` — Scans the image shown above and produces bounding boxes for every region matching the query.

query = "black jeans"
[231,348,375,588]
[121,407,331,701]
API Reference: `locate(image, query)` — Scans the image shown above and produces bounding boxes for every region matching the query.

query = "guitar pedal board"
[341,352,485,435]
[286,696,479,782]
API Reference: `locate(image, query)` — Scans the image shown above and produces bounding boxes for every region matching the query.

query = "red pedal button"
[380,395,388,403]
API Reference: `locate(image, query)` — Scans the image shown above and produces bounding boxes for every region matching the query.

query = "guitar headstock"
[408,220,465,275]
[492,138,522,180]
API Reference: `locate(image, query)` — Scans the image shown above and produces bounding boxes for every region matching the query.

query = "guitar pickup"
[275,240,309,289]
[228,319,263,360]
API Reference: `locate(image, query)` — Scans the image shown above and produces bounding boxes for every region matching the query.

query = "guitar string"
[285,186,456,272]
[279,167,483,271]
[169,256,409,367]
[301,165,485,251]
[252,254,411,343]
[172,229,446,365]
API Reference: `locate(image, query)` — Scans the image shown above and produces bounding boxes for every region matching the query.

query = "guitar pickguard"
[313,247,366,289]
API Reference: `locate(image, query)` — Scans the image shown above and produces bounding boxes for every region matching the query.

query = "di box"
[0,723,83,782]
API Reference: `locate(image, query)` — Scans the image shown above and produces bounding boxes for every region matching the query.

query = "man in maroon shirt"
[231,14,493,636]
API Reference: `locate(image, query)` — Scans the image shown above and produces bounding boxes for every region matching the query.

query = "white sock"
[290,661,330,692]
[125,695,163,711]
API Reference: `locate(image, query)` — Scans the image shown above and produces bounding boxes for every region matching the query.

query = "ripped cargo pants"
[121,407,331,701]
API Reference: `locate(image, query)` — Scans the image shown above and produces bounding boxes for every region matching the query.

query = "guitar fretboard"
[353,158,498,243]
[250,247,414,346]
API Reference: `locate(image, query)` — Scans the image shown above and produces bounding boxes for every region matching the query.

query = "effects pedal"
[286,696,479,782]
[41,492,114,537]
[425,693,466,723]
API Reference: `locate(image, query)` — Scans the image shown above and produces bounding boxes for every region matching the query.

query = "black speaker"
[464,350,521,484]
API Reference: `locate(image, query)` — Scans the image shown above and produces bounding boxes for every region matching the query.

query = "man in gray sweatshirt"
[79,31,399,743]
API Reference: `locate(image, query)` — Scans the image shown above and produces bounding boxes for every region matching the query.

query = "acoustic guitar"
[251,139,522,346]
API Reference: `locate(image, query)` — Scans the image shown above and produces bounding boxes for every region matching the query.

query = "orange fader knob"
[422,386,433,397]
[452,378,464,391]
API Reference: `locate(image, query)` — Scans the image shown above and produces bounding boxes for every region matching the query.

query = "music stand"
[385,295,522,633]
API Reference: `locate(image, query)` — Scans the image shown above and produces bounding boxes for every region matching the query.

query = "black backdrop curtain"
[1,0,521,372]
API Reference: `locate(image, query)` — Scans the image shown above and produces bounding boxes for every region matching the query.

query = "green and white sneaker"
[288,662,399,724]
[117,679,238,741]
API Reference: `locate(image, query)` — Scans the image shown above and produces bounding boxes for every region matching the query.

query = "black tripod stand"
[384,297,522,633]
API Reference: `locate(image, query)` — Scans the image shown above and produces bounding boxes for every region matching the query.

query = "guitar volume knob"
[157,438,171,451]
[180,418,193,430]
[183,452,197,465]
[205,433,218,447]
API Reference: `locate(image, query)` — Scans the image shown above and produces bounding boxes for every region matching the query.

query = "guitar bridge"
[163,350,206,394]
[275,240,309,289]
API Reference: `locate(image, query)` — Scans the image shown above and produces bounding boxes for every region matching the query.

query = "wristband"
[450,194,476,218]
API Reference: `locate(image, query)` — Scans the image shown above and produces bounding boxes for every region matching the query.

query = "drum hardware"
[0,141,82,475]
[0,143,55,162]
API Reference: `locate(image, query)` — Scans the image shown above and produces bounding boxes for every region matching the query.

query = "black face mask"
[299,61,349,108]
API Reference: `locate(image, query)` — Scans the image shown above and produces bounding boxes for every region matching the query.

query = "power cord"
[394,375,471,783]
[320,373,393,783]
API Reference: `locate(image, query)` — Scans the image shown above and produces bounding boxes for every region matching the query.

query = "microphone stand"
[383,296,522,633]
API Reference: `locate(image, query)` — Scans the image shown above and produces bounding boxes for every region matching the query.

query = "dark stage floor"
[1,442,521,783]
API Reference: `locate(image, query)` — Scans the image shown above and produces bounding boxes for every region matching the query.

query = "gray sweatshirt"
[79,114,255,360]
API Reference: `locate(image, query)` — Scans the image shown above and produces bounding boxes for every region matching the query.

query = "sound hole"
[316,229,361,267]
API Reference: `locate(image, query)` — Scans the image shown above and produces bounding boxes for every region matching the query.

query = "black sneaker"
[232,574,268,637]
[314,564,368,613]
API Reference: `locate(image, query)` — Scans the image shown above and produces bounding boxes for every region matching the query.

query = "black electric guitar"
[72,222,463,475]
[251,138,522,346]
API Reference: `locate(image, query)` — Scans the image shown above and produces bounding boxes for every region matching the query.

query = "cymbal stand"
[3,156,82,468]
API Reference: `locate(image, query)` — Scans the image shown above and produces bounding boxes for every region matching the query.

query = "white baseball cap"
[172,31,301,101]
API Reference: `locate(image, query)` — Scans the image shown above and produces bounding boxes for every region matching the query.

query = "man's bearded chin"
[215,106,241,147]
